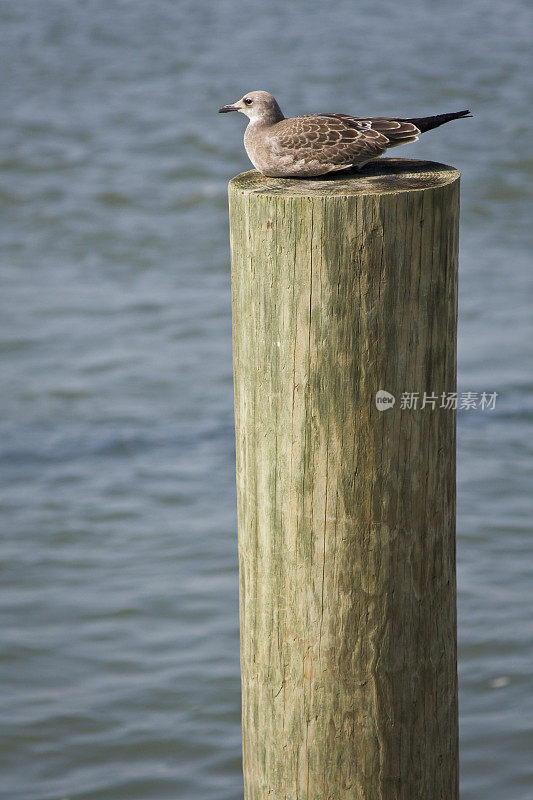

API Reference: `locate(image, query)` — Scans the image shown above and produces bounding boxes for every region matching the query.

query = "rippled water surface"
[2,1,533,798]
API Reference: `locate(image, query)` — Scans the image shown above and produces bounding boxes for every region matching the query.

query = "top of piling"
[229,158,459,197]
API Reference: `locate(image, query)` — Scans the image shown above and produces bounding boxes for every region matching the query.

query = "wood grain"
[229,158,459,800]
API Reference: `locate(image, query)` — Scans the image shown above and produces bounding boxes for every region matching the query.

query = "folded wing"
[319,113,421,148]
[271,115,391,171]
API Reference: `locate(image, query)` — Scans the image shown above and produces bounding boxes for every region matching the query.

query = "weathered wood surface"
[229,158,459,800]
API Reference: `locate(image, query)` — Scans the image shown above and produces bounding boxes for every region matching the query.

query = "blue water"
[1,1,532,798]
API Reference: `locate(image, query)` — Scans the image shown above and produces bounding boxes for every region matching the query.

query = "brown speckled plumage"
[219,90,471,177]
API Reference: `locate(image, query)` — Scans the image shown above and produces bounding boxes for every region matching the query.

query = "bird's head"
[218,91,284,124]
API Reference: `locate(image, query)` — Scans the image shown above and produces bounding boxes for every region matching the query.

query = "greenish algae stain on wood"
[229,158,460,800]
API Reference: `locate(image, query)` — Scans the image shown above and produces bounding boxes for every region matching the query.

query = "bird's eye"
[243,98,253,105]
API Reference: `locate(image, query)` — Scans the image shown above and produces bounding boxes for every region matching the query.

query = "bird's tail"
[395,109,472,133]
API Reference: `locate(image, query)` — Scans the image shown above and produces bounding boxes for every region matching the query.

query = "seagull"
[219,90,471,178]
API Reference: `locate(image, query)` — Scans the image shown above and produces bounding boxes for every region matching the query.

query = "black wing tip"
[439,110,472,119]
[403,109,474,132]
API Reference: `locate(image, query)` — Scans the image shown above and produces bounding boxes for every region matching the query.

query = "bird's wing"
[271,114,390,170]
[324,114,421,147]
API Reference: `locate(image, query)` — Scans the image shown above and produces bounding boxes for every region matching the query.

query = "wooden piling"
[228,158,459,800]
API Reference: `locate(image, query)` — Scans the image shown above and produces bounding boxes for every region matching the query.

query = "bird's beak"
[218,104,239,113]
